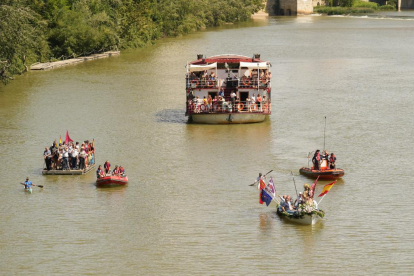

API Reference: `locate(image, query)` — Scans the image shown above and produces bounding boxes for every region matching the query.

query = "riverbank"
[30,51,120,71]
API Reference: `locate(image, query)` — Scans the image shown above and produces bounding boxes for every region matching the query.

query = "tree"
[0,4,49,84]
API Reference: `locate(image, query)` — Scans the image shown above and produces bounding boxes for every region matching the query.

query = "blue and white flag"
[265,177,276,198]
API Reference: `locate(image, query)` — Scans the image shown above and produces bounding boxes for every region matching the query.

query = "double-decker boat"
[185,54,272,124]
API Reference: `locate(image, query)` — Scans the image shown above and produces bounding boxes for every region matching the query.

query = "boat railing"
[186,101,272,115]
[186,77,269,89]
[239,77,270,89]
[186,77,218,89]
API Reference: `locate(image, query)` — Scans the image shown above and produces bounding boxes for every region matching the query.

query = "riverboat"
[299,156,344,180]
[185,54,272,124]
[96,175,128,187]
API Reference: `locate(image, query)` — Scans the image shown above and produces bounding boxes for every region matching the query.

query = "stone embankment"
[30,51,120,70]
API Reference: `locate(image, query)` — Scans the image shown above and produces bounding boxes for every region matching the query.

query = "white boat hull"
[280,213,321,225]
[190,113,266,124]
[276,206,323,225]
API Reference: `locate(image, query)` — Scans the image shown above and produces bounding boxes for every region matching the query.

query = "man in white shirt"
[71,148,78,169]
[230,91,236,112]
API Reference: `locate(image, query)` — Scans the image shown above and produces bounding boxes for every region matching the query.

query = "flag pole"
[290,171,298,197]
[318,194,328,205]
[323,116,327,151]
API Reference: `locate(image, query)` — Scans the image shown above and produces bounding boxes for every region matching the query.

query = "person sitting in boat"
[294,192,304,208]
[312,150,321,170]
[329,153,336,169]
[112,165,120,176]
[96,165,104,179]
[23,177,36,189]
[281,195,293,212]
[119,166,125,176]
[104,160,111,174]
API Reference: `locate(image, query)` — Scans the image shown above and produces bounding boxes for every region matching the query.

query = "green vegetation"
[0,0,264,84]
[314,0,396,15]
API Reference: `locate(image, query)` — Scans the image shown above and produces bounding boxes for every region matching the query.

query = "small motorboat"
[96,175,128,187]
[276,203,325,225]
[300,155,344,180]
[299,167,344,180]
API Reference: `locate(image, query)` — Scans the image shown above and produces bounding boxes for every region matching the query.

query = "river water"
[1,13,413,275]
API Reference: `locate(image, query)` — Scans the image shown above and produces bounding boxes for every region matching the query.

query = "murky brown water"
[1,14,413,275]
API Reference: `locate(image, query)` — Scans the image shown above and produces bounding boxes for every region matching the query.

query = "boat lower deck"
[42,164,95,175]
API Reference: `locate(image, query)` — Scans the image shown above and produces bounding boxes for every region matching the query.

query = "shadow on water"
[155,109,188,124]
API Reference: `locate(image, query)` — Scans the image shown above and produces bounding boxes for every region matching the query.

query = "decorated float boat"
[299,157,344,180]
[185,54,272,124]
[276,203,325,225]
[96,175,128,187]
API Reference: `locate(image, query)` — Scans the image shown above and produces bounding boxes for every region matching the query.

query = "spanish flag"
[318,181,336,197]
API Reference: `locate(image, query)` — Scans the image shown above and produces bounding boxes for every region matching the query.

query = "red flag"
[318,181,336,197]
[259,178,266,190]
[65,130,73,144]
[310,176,320,199]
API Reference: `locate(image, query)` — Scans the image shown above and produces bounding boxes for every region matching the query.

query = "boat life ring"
[250,103,258,111]
[243,79,251,86]
[190,80,199,87]
[262,103,268,112]
[200,104,207,112]
[237,103,244,111]
[207,80,214,88]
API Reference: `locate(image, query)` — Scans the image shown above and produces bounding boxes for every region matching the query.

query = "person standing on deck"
[104,160,111,174]
[312,150,321,170]
[218,88,224,98]
[44,147,52,171]
[230,91,236,112]
[71,147,78,169]
[329,153,337,169]
[62,147,70,170]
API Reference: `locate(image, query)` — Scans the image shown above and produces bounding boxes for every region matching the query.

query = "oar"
[249,170,273,186]
[20,182,43,188]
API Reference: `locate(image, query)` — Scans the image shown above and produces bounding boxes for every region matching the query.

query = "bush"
[353,0,378,8]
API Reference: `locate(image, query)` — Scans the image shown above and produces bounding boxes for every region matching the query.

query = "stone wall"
[275,0,314,15]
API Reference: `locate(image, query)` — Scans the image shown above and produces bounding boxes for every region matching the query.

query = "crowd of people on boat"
[43,140,95,171]
[312,149,337,170]
[96,161,126,178]
[188,69,271,88]
[279,183,317,213]
[187,89,270,113]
